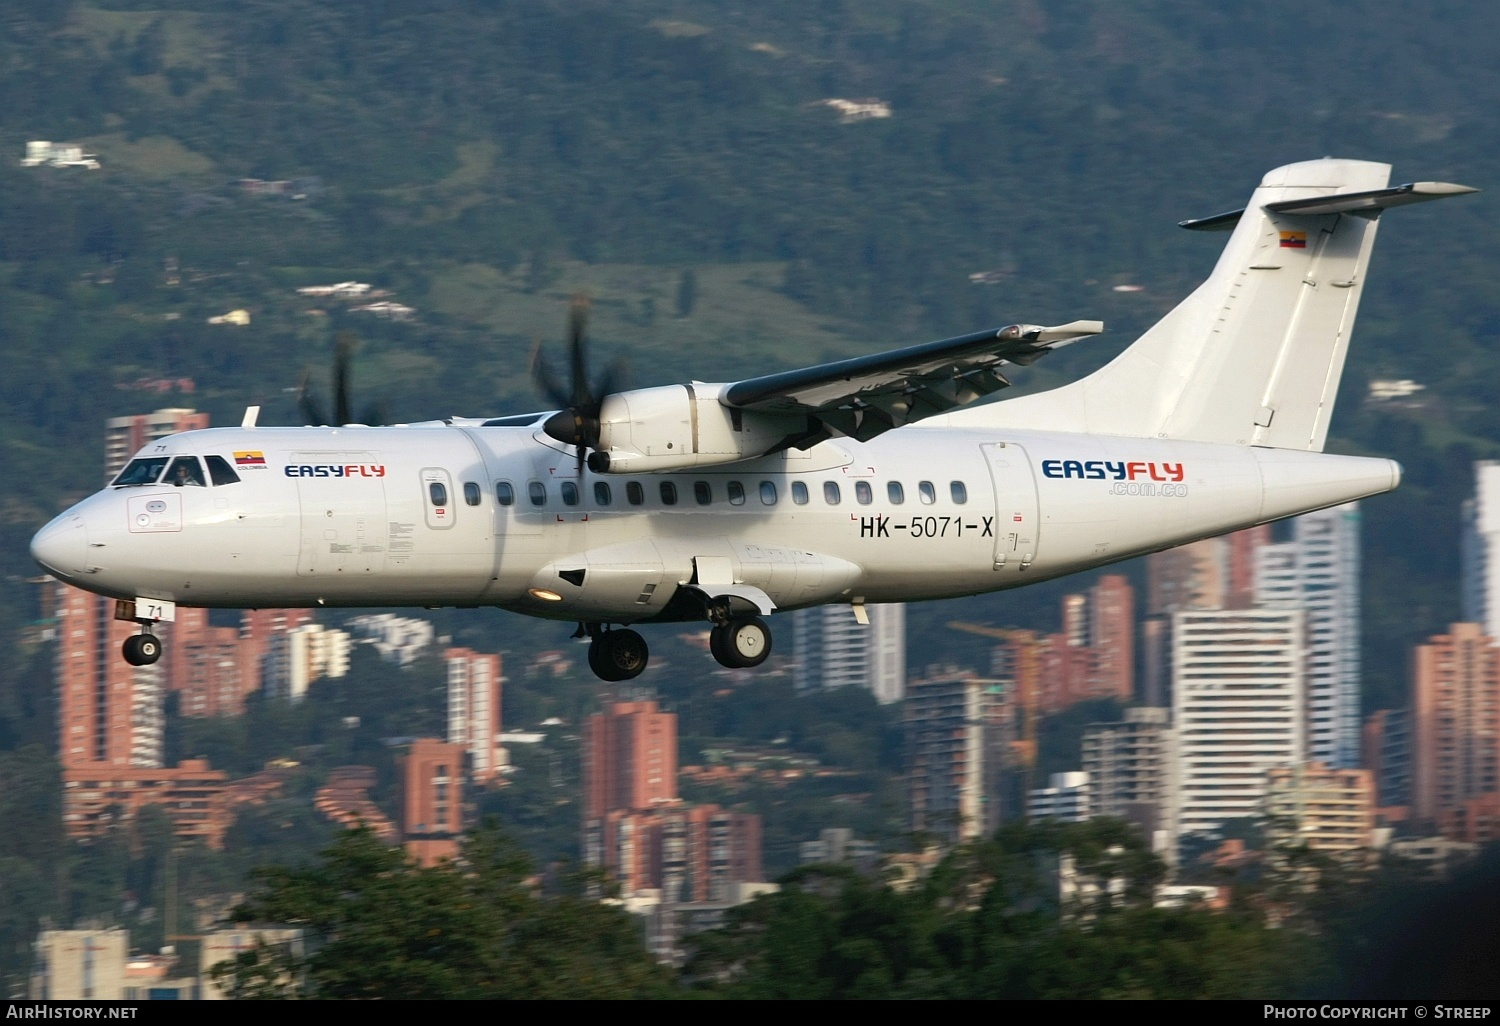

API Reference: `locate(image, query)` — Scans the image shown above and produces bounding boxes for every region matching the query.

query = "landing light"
[529,588,564,602]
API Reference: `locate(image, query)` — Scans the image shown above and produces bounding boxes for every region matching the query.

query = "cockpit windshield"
[113,457,169,486]
[165,456,207,487]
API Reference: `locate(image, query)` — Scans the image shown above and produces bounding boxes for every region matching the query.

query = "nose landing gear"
[585,626,650,682]
[122,632,162,667]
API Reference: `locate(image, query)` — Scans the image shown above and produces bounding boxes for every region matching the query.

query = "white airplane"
[32,159,1476,681]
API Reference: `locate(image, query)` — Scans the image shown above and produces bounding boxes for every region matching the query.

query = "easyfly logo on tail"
[1041,459,1184,482]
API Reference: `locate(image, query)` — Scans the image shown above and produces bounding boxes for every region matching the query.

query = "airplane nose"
[31,514,88,578]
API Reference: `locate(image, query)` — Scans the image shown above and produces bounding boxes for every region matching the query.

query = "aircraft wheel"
[589,629,649,681]
[712,617,771,669]
[122,634,161,667]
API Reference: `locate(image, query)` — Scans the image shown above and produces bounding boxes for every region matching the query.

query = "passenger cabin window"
[528,481,546,507]
[626,481,645,505]
[660,481,678,506]
[760,481,777,505]
[694,481,713,506]
[429,482,449,507]
[166,456,206,487]
[791,481,809,505]
[205,456,241,486]
[888,481,905,504]
[113,457,169,486]
[594,482,612,506]
[561,482,580,506]
[918,480,937,505]
[496,481,515,506]
[855,481,873,505]
[727,481,746,506]
[951,481,968,504]
[824,481,841,505]
[463,482,481,506]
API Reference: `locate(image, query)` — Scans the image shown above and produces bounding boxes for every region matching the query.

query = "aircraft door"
[981,442,1040,573]
[420,468,456,530]
[293,453,389,578]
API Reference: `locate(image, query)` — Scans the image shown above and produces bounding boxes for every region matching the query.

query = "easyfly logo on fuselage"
[1041,459,1184,482]
[283,464,387,478]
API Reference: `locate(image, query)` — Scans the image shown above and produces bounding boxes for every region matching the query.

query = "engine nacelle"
[590,383,809,473]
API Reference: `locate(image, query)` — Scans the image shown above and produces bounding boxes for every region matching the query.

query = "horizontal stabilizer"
[1265,180,1477,217]
[1181,180,1476,231]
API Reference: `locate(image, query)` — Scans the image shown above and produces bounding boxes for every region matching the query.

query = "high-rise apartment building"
[1082,706,1174,826]
[1362,708,1412,809]
[792,603,905,704]
[1034,574,1135,712]
[103,407,209,483]
[264,624,350,702]
[399,738,465,866]
[445,647,505,783]
[1173,609,1305,841]
[583,700,678,821]
[1026,771,1092,822]
[55,582,160,770]
[1264,763,1375,853]
[1256,503,1361,768]
[30,930,128,1000]
[905,671,991,843]
[1461,461,1500,640]
[1411,623,1500,831]
[589,803,762,902]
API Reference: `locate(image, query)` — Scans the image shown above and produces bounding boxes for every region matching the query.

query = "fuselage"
[31,416,1399,624]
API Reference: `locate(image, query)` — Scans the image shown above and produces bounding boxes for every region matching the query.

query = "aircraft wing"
[720,320,1102,441]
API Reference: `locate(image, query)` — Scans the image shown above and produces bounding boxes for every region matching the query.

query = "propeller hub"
[543,409,597,448]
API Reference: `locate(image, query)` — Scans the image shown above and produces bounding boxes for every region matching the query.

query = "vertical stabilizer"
[952,159,1474,451]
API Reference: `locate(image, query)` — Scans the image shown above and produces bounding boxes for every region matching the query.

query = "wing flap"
[721,321,1102,439]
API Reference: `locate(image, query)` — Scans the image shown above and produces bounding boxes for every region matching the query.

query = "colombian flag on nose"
[234,451,267,466]
[1279,231,1307,249]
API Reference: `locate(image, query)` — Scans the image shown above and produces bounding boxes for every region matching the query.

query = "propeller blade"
[530,338,572,408]
[297,368,328,426]
[568,294,591,407]
[333,331,357,426]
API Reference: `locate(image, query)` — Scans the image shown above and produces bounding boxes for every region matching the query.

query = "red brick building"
[582,700,678,819]
[399,739,465,866]
[1412,623,1500,833]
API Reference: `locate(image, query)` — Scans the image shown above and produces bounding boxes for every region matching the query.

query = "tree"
[214,825,670,999]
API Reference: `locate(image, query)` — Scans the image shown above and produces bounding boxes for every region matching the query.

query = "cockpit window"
[204,455,241,486]
[166,456,206,487]
[113,457,168,486]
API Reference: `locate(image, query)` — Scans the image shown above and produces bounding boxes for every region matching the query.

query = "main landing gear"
[709,616,772,669]
[576,610,775,681]
[585,626,650,682]
[122,632,162,667]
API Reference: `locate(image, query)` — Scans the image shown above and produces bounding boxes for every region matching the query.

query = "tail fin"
[963,159,1475,450]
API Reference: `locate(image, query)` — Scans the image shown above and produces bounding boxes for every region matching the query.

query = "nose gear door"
[981,442,1040,573]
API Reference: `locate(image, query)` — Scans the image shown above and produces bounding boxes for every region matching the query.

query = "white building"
[445,647,506,782]
[30,930,127,1000]
[1462,461,1500,642]
[1028,771,1092,822]
[792,602,905,704]
[1255,503,1361,768]
[21,141,100,169]
[1172,609,1305,842]
[346,613,434,665]
[265,624,350,702]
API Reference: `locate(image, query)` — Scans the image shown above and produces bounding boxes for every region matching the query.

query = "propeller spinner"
[533,296,624,474]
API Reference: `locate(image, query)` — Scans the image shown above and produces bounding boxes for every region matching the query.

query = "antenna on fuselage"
[241,405,261,429]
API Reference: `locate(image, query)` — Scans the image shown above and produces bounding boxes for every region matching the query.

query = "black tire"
[726,618,774,672]
[588,630,650,681]
[709,624,734,668]
[122,634,161,667]
[603,629,650,681]
[587,638,622,682]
